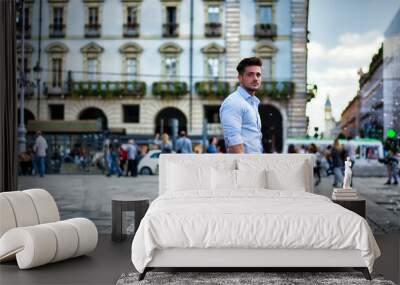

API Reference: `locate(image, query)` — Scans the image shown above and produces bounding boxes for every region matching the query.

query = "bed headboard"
[159,154,315,195]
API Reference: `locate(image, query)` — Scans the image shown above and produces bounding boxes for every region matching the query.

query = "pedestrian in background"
[175,131,193,153]
[288,144,297,153]
[160,133,173,153]
[153,133,162,149]
[33,131,48,177]
[331,138,345,187]
[308,143,321,186]
[384,149,399,185]
[119,145,128,173]
[107,141,123,177]
[126,139,138,177]
[207,136,218,153]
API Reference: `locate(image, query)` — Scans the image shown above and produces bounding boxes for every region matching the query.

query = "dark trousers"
[127,159,138,177]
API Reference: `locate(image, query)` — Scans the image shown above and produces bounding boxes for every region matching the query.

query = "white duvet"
[131,190,380,273]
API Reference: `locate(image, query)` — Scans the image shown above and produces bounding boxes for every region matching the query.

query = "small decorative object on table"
[332,158,366,218]
[332,157,359,200]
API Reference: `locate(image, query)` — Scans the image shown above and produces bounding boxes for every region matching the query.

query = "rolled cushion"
[0,191,39,227]
[0,196,17,237]
[64,218,98,257]
[0,218,98,269]
[42,221,79,262]
[0,226,57,269]
[23,189,60,224]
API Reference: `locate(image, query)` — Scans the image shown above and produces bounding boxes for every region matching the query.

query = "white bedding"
[131,190,380,273]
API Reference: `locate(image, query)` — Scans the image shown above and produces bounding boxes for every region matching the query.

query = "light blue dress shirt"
[219,86,263,153]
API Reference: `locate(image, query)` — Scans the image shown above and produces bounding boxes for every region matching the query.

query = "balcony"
[85,23,101,38]
[70,80,146,99]
[205,23,222,37]
[49,24,66,38]
[44,82,69,98]
[123,23,140,37]
[162,23,179,37]
[195,81,230,99]
[152,81,188,99]
[254,23,277,38]
[256,81,295,101]
[16,24,31,39]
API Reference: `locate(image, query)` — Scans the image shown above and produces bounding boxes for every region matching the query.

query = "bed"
[131,154,380,280]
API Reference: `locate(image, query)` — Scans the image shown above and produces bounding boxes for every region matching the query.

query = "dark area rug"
[116,271,396,285]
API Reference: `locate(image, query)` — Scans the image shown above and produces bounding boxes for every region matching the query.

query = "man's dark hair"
[236,57,262,75]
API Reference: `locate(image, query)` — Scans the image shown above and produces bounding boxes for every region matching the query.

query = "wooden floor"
[1,234,399,285]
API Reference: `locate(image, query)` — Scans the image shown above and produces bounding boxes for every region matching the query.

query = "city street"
[18,174,400,234]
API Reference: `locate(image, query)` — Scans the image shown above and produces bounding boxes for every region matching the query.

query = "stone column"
[288,0,309,137]
[225,0,241,87]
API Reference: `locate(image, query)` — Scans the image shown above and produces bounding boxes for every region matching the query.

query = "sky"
[306,0,400,135]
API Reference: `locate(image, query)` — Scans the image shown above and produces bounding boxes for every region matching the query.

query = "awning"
[27,120,103,133]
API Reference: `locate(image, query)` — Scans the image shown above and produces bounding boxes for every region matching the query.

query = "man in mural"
[219,57,263,154]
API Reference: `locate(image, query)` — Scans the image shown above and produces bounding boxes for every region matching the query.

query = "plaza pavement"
[18,174,400,234]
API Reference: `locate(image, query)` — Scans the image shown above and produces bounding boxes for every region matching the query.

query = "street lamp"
[17,0,27,154]
[33,64,42,119]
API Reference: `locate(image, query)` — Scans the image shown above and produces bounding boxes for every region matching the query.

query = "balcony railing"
[162,23,179,37]
[195,81,230,99]
[70,80,146,99]
[205,22,222,37]
[49,24,66,38]
[16,24,31,39]
[256,81,295,101]
[85,23,101,38]
[152,81,187,98]
[44,82,69,98]
[123,23,140,37]
[254,23,277,38]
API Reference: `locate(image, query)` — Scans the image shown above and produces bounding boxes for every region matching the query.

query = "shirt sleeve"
[220,102,243,147]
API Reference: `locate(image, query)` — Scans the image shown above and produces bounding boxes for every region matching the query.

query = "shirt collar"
[237,85,260,105]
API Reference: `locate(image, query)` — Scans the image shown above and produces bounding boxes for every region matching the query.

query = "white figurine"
[343,157,352,189]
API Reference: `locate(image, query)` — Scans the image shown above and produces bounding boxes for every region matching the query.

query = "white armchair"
[0,189,98,269]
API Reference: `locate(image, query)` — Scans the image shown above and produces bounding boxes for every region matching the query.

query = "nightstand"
[332,199,366,218]
[112,196,150,242]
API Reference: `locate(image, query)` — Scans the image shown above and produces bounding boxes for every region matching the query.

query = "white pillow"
[236,169,267,189]
[212,168,237,191]
[167,162,212,191]
[266,164,306,191]
[237,158,308,192]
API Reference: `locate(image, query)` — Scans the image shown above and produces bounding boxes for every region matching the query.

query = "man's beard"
[244,82,260,92]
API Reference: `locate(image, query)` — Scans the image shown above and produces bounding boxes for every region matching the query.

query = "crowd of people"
[288,137,399,187]
[19,131,399,185]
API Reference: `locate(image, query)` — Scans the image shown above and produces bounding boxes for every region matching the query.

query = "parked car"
[138,150,161,175]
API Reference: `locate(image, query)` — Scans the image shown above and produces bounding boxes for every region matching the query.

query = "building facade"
[383,8,400,139]
[358,45,384,141]
[17,0,309,153]
[340,95,360,139]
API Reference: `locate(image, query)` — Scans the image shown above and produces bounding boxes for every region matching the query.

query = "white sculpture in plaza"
[343,157,352,189]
